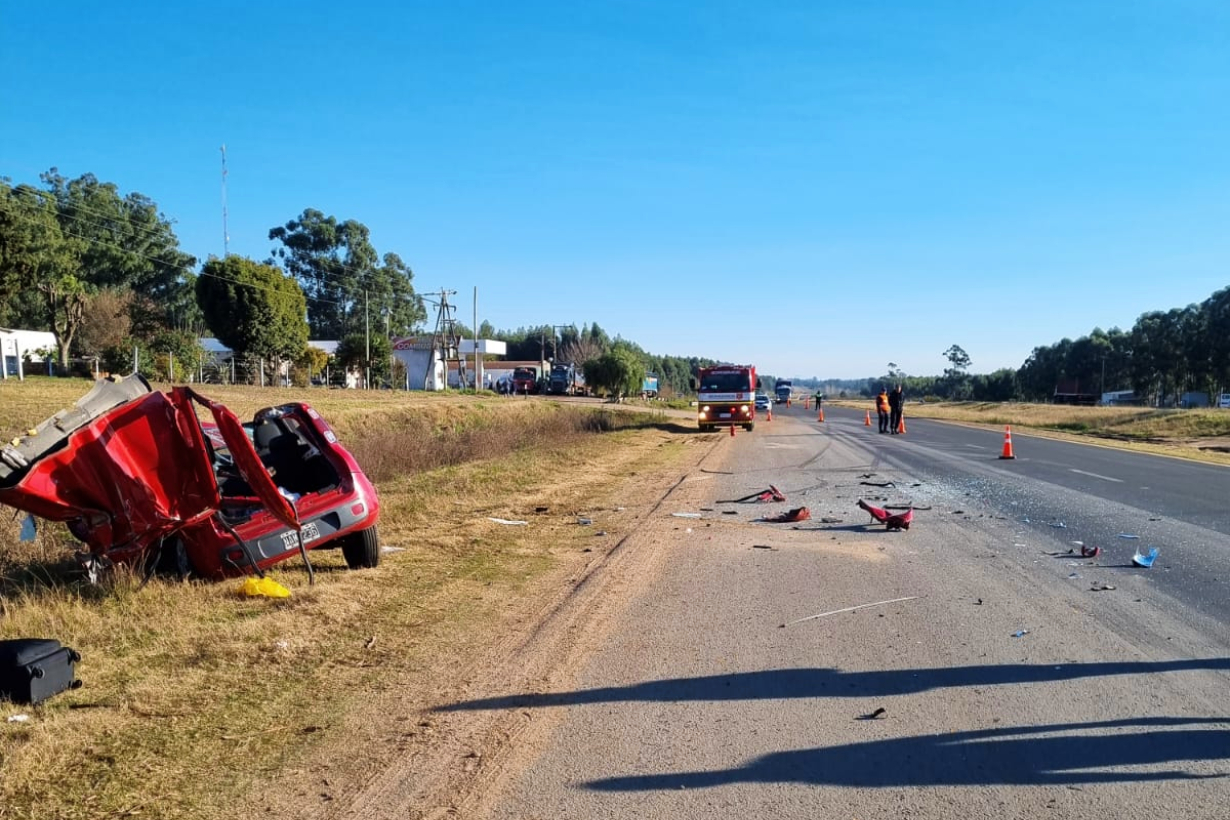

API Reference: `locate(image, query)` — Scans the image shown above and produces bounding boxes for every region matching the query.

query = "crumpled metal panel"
[172,387,299,531]
[0,390,220,562]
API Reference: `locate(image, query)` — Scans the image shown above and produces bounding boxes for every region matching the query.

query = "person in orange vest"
[875,388,890,433]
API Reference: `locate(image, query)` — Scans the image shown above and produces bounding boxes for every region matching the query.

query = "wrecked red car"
[0,376,380,578]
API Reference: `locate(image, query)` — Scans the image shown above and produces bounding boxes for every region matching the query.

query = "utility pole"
[365,288,370,389]
[473,286,481,390]
[220,145,230,257]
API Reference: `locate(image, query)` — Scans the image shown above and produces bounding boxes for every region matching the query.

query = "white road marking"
[964,444,986,449]
[1070,468,1124,483]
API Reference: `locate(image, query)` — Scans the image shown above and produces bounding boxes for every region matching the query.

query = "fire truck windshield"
[701,373,751,392]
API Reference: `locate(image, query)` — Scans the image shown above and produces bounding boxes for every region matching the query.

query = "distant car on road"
[754,393,771,411]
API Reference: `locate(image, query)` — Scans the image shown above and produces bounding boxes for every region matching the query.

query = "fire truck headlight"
[702,405,710,413]
[741,405,750,414]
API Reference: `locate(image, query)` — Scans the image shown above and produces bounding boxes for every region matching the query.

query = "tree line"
[6,168,1221,401]
[855,289,1230,406]
[449,321,717,398]
[0,170,427,382]
[0,169,715,391]
[1016,291,1230,405]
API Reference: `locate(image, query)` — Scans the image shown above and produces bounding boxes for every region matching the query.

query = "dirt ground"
[237,416,718,818]
[247,405,1230,819]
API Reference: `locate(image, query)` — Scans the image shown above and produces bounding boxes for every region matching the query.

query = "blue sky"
[2,1,1227,379]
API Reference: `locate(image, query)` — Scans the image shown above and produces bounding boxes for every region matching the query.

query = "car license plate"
[281,521,321,550]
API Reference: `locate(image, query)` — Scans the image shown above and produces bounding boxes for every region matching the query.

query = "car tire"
[342,524,380,569]
[744,423,754,432]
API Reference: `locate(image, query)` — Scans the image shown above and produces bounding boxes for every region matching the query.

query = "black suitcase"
[0,639,82,705]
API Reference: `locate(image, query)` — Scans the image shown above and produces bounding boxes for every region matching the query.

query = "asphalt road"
[442,405,1230,819]
[800,403,1230,625]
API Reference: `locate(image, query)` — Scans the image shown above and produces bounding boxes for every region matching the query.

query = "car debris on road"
[781,595,923,627]
[758,507,811,523]
[857,500,914,530]
[719,485,786,503]
[1133,546,1160,568]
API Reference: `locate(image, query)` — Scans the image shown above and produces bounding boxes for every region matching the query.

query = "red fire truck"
[696,364,758,431]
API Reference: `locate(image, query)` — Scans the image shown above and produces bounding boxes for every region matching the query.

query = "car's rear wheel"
[342,525,380,569]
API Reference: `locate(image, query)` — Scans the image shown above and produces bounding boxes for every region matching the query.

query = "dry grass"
[0,378,701,819]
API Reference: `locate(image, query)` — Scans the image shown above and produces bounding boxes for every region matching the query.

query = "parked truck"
[512,366,540,395]
[642,375,659,398]
[774,379,793,404]
[548,363,587,396]
[696,364,758,431]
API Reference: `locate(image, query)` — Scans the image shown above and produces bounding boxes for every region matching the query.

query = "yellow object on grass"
[237,576,291,599]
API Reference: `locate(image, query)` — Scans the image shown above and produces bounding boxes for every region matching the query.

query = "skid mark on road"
[1070,468,1124,483]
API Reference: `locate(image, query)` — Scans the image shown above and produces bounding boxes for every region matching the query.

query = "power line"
[0,198,428,335]
[0,180,433,336]
[0,199,345,307]
[1,178,425,303]
[0,178,187,249]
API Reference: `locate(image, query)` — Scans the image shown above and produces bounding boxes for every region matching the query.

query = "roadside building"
[1100,390,1145,407]
[391,337,509,390]
[1,328,58,379]
[1054,378,1099,406]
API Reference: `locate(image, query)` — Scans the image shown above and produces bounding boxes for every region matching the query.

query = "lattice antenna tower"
[426,289,466,389]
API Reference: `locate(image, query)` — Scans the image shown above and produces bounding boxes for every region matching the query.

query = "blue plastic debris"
[1132,547,1160,568]
[1117,533,1141,539]
[1012,629,1030,638]
[19,514,36,542]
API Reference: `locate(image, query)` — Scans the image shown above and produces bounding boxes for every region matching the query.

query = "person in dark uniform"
[889,384,904,434]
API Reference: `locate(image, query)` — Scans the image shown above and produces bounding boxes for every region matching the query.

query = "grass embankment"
[828,398,1230,464]
[0,379,700,819]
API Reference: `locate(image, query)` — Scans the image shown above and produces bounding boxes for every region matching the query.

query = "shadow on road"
[584,717,1230,790]
[435,658,1230,712]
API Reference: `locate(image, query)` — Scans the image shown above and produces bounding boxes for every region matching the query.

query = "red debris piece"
[858,499,913,530]
[762,507,811,523]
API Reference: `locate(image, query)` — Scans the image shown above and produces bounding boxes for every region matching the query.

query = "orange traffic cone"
[864,410,872,427]
[897,416,906,434]
[767,405,773,421]
[804,398,809,410]
[999,425,1015,459]
[730,423,736,437]
[817,407,825,422]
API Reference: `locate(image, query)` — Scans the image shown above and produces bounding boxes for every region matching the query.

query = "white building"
[392,338,508,390]
[0,328,59,379]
